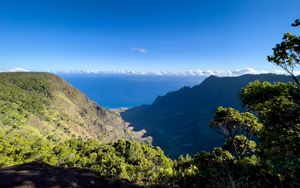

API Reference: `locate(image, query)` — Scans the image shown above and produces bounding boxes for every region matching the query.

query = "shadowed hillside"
[122,74,297,158]
[0,161,142,188]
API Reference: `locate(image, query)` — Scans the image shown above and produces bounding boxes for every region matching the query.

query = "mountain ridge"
[121,73,297,158]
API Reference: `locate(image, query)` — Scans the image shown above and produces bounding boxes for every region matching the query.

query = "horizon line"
[1,67,299,77]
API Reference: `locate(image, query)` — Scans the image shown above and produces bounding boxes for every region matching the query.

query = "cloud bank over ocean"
[1,67,299,77]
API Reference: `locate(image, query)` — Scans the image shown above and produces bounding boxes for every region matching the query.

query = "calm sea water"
[60,74,205,108]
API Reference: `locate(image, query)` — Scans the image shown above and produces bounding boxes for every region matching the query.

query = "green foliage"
[211,107,262,137]
[172,148,269,188]
[0,125,53,167]
[0,127,173,186]
[267,19,300,87]
[45,139,173,184]
[241,81,300,156]
[211,107,262,160]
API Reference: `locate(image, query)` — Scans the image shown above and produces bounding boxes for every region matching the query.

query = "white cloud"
[0,68,30,72]
[3,67,297,77]
[54,68,297,77]
[131,48,147,54]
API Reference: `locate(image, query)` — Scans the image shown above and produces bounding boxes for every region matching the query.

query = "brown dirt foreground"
[0,161,144,188]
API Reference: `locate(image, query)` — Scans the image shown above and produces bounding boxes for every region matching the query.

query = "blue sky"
[0,0,299,73]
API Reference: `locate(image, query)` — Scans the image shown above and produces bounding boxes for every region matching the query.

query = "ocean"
[60,74,205,108]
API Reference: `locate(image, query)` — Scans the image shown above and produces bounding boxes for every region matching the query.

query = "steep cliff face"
[0,72,148,143]
[122,74,296,158]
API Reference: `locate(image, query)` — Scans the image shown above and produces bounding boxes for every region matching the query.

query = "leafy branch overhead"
[268,19,300,87]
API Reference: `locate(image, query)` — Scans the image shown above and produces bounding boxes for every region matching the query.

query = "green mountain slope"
[121,74,297,158]
[0,72,148,143]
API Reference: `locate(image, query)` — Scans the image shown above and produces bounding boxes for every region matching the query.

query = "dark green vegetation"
[189,80,299,187]
[0,136,173,186]
[1,19,299,187]
[122,74,297,158]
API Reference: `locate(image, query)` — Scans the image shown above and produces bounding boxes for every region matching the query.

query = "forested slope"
[0,72,148,144]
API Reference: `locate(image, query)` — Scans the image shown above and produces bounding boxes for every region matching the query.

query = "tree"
[241,81,300,155]
[267,19,300,87]
[211,107,262,160]
[240,80,300,187]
